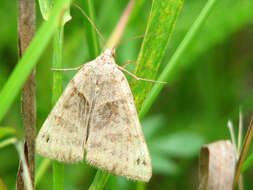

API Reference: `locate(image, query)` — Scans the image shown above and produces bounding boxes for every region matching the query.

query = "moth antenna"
[113,33,166,49]
[117,65,167,84]
[73,3,105,46]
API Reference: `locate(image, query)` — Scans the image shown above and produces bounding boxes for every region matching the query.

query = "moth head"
[104,48,116,58]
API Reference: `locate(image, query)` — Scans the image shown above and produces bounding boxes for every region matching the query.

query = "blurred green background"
[0,0,253,189]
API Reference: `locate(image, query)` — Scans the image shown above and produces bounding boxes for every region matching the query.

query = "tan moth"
[36,2,167,181]
[36,47,165,181]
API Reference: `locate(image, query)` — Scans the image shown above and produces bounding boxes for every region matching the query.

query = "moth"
[36,48,154,182]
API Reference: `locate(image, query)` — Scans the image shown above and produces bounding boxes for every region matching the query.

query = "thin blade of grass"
[242,153,253,173]
[35,158,51,187]
[0,127,16,139]
[130,0,184,112]
[52,25,65,190]
[0,0,73,122]
[50,0,72,187]
[38,0,71,24]
[233,119,253,189]
[139,0,218,119]
[81,0,100,59]
[88,170,110,190]
[128,0,145,25]
[0,137,17,149]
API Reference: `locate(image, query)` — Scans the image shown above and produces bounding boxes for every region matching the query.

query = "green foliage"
[0,0,72,122]
[88,170,110,190]
[131,0,183,112]
[150,131,204,158]
[0,0,253,189]
[0,179,8,190]
[139,0,218,119]
[0,127,15,139]
[243,154,253,173]
[81,0,100,59]
[38,0,71,24]
[38,0,72,189]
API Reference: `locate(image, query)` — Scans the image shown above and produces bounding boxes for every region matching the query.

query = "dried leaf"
[198,140,236,190]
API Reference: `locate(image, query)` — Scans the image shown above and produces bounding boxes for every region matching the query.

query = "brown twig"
[17,0,36,189]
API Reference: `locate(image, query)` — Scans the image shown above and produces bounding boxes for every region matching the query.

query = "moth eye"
[46,136,50,143]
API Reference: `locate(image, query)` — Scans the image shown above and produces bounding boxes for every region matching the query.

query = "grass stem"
[52,25,64,190]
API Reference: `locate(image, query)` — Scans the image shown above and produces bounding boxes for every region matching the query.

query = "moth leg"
[117,65,167,84]
[51,65,83,71]
[122,60,136,68]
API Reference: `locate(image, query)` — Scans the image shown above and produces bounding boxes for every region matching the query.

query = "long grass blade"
[139,0,218,119]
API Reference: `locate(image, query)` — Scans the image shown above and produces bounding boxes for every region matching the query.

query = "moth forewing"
[36,62,94,163]
[36,49,152,181]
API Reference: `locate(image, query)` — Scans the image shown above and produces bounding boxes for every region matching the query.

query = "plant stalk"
[17,0,36,189]
[52,25,64,190]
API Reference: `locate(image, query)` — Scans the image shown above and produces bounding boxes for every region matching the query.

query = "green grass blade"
[53,161,64,190]
[139,0,218,119]
[88,170,110,190]
[81,0,100,59]
[52,25,65,190]
[0,137,17,149]
[0,0,72,122]
[52,26,64,104]
[128,0,145,24]
[242,153,253,173]
[35,158,51,187]
[130,0,184,112]
[38,0,53,20]
[0,127,16,139]
[38,0,71,24]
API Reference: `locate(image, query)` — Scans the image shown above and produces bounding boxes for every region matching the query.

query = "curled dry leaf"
[198,140,236,190]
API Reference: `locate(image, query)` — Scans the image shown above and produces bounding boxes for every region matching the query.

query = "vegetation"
[0,0,253,189]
